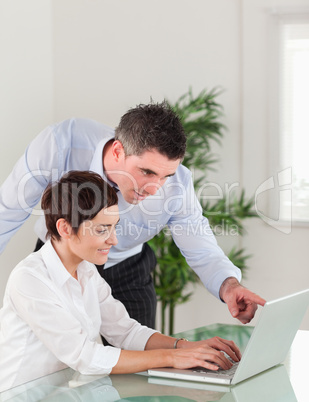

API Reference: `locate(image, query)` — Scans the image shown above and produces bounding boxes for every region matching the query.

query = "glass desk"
[1,324,307,402]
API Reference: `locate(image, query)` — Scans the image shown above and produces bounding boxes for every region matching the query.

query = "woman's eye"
[95,229,108,235]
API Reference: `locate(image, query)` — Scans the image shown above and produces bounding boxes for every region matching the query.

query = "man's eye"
[142,170,152,176]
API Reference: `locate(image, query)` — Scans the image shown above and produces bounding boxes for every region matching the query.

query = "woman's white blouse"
[0,240,157,392]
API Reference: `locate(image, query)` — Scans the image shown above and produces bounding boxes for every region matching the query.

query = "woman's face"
[68,204,119,266]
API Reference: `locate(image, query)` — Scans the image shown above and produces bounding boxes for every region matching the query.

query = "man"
[0,102,265,328]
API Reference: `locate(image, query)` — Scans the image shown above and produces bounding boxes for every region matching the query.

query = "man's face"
[111,143,181,204]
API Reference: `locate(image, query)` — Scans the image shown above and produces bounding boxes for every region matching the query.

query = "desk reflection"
[0,364,297,402]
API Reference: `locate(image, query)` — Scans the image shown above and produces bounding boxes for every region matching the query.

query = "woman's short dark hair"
[41,171,118,241]
[115,101,186,160]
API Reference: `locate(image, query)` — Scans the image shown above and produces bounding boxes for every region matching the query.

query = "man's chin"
[134,191,147,202]
[129,197,143,205]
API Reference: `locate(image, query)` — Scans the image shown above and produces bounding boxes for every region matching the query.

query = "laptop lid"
[231,288,309,384]
[148,289,309,386]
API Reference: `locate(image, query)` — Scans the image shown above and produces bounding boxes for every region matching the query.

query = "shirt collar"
[89,136,117,188]
[41,240,94,288]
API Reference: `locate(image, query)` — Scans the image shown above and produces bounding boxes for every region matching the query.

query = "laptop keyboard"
[192,361,239,378]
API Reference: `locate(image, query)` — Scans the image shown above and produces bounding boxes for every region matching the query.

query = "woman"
[0,171,241,392]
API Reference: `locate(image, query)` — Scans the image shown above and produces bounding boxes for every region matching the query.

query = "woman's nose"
[106,229,118,245]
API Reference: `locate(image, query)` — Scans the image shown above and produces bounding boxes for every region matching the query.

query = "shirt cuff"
[207,270,242,301]
[81,345,121,375]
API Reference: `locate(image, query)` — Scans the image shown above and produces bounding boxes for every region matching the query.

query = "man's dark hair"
[115,101,186,160]
[41,171,118,241]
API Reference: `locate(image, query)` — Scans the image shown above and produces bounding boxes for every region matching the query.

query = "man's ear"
[56,219,72,239]
[111,140,125,162]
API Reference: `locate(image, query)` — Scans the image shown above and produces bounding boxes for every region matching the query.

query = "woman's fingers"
[207,350,233,370]
[178,337,241,363]
[205,337,242,361]
[171,336,242,371]
[173,347,234,371]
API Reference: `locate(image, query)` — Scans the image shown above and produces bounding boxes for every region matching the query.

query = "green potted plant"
[148,88,256,335]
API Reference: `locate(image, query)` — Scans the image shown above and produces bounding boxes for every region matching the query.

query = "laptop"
[148,289,309,385]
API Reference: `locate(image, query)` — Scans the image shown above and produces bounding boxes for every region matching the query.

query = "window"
[278,15,309,223]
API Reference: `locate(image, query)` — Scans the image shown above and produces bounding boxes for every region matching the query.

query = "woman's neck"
[51,239,80,279]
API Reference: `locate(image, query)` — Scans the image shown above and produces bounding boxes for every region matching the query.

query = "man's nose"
[143,181,161,196]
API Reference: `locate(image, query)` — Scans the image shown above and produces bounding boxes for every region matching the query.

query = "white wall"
[0,0,54,300]
[0,0,308,331]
